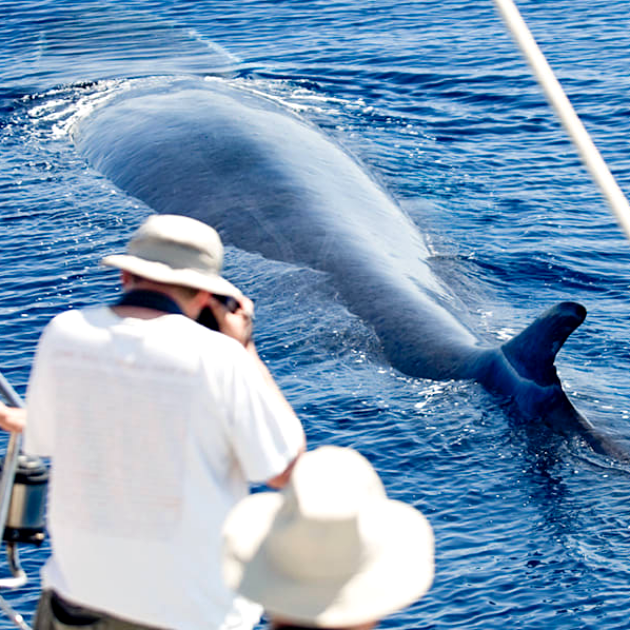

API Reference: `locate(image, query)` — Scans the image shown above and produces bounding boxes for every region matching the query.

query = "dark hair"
[128,273,200,299]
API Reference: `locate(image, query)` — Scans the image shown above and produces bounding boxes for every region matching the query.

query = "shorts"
[33,591,169,630]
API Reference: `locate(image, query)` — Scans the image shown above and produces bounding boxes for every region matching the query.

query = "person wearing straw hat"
[222,446,435,630]
[0,214,305,630]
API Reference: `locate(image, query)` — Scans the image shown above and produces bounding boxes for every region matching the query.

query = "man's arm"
[208,295,306,488]
[0,402,26,433]
[245,338,306,489]
[265,446,305,489]
[208,294,304,426]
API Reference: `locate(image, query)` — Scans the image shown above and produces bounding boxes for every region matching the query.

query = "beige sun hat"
[102,214,242,300]
[222,446,435,628]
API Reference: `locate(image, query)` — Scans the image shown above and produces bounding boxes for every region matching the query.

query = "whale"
[70,77,622,459]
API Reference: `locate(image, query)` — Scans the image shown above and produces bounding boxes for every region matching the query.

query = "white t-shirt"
[24,306,304,630]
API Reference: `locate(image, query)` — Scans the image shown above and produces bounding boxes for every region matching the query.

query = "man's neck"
[112,287,186,319]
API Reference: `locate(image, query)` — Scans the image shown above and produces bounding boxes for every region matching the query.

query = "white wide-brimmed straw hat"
[222,446,435,628]
[102,214,242,300]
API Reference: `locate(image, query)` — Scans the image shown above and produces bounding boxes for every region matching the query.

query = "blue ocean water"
[1,1,630,628]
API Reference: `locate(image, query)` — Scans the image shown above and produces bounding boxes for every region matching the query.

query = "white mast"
[492,0,630,241]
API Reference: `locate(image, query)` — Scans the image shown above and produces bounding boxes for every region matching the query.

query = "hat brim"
[102,254,243,300]
[223,492,434,628]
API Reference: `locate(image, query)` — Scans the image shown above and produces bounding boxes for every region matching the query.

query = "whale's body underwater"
[72,78,620,458]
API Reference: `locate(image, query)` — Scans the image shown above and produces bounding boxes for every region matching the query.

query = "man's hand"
[207,295,255,348]
[0,402,26,433]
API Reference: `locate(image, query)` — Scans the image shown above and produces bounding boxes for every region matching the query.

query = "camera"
[196,295,240,331]
[197,306,220,331]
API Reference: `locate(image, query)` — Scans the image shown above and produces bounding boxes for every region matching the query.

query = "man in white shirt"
[0,214,305,630]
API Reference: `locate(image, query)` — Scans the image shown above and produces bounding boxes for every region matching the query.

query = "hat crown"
[265,447,388,582]
[127,214,224,274]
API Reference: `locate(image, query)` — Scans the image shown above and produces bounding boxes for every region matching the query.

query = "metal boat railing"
[0,372,33,630]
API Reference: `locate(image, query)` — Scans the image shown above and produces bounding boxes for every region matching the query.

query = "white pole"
[492,0,630,241]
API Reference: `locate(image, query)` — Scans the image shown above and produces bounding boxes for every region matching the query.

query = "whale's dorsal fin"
[501,302,586,387]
